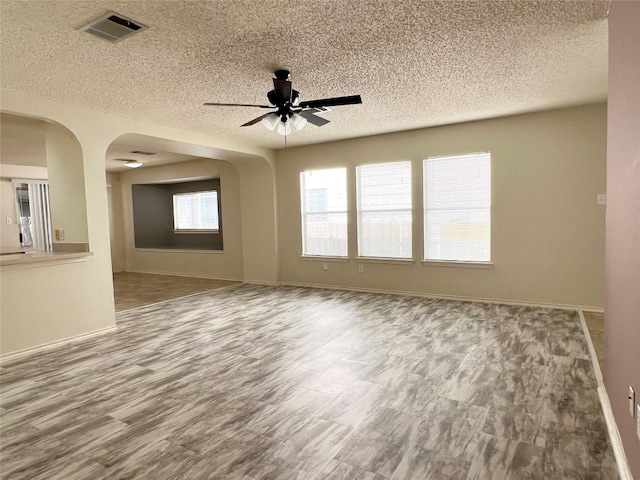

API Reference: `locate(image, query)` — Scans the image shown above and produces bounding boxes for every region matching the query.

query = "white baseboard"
[1,326,117,365]
[244,280,279,286]
[281,281,602,312]
[578,311,632,480]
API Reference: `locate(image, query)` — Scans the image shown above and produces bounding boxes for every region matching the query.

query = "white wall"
[277,104,607,308]
[118,158,244,280]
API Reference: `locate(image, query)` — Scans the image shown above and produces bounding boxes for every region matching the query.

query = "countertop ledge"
[0,251,93,269]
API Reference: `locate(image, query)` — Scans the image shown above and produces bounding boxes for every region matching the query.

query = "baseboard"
[243,280,279,286]
[581,307,606,314]
[123,269,242,282]
[578,311,633,480]
[0,326,117,365]
[281,281,602,312]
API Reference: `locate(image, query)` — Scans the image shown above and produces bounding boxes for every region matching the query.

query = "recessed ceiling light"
[124,160,143,168]
[129,150,156,155]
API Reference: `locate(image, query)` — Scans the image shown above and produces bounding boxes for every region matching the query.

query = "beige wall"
[277,104,607,308]
[106,172,126,272]
[118,158,244,280]
[605,1,640,476]
[45,123,89,246]
[0,178,20,248]
[0,115,116,356]
[1,91,277,357]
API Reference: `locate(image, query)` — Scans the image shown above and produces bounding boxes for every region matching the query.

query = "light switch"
[6,217,12,225]
[597,194,607,206]
[322,263,328,271]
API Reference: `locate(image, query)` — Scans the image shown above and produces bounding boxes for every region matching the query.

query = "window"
[300,168,348,257]
[133,180,222,250]
[424,153,491,262]
[12,179,53,252]
[173,190,219,232]
[357,161,412,259]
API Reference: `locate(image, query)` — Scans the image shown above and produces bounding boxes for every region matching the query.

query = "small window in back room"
[173,190,219,232]
[424,152,491,262]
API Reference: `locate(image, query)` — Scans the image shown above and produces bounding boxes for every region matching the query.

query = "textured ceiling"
[0,1,609,150]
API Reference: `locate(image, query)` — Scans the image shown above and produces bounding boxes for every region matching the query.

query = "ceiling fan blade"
[273,79,292,103]
[298,110,330,127]
[241,112,273,127]
[299,95,362,109]
[204,102,272,108]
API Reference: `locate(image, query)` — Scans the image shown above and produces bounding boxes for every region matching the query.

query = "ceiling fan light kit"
[124,160,143,168]
[261,112,280,131]
[204,70,362,137]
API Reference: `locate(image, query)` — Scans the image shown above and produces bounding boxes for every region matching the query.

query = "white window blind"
[173,191,219,231]
[357,161,412,259]
[424,153,491,262]
[300,168,348,257]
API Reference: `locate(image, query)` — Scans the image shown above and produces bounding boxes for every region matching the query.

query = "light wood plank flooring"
[1,285,618,479]
[583,311,606,369]
[113,271,239,311]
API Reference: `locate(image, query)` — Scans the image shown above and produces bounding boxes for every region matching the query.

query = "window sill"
[421,260,493,269]
[356,257,414,265]
[300,255,349,262]
[0,251,93,270]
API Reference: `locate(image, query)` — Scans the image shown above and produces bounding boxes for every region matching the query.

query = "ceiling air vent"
[79,11,147,43]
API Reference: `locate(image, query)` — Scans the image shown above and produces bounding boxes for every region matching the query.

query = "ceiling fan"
[204,70,362,136]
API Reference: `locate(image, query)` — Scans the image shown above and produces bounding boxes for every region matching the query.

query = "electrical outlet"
[6,216,12,225]
[322,263,328,271]
[596,194,607,206]
[629,387,635,417]
[358,265,364,273]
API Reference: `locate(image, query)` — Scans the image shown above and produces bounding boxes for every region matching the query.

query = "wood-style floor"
[113,271,239,311]
[1,285,618,479]
[583,311,606,369]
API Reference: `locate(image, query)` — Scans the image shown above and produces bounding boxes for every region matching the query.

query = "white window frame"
[356,160,413,260]
[300,167,348,258]
[172,190,220,233]
[423,152,491,263]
